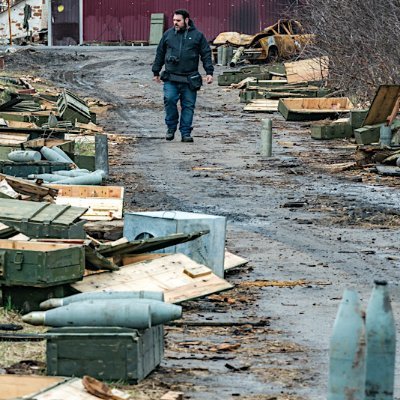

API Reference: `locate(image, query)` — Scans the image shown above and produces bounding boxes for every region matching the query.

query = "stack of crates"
[0,239,85,313]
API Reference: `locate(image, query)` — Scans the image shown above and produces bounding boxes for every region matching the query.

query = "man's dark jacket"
[152,20,214,77]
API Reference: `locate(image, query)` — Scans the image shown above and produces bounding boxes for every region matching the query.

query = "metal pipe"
[221,45,228,66]
[229,46,245,68]
[95,134,109,178]
[261,118,272,157]
[7,0,12,46]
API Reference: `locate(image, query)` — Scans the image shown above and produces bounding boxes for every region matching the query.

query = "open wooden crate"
[49,184,124,221]
[278,97,354,121]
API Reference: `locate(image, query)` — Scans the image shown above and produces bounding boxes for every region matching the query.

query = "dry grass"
[0,307,46,370]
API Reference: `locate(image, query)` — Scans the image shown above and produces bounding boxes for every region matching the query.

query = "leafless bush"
[292,0,400,103]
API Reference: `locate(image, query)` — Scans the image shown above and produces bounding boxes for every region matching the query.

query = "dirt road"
[6,47,400,400]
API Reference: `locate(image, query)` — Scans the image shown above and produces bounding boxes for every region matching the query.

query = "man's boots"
[166,129,175,141]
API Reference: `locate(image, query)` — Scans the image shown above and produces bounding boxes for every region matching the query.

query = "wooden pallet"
[72,253,233,304]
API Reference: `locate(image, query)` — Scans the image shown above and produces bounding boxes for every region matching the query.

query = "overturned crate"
[57,90,92,124]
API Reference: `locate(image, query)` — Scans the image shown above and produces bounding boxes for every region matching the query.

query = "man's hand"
[153,75,161,83]
[205,75,213,84]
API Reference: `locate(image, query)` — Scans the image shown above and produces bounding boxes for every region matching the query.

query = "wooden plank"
[0,375,64,400]
[243,99,279,112]
[0,173,58,199]
[363,85,400,126]
[122,253,167,265]
[224,250,248,271]
[183,263,212,278]
[34,378,110,400]
[75,121,104,133]
[284,57,329,84]
[24,138,73,149]
[72,253,233,304]
[0,132,29,145]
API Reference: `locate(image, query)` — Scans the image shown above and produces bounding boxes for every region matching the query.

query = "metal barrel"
[217,46,224,65]
[27,173,68,182]
[328,289,366,400]
[365,280,396,400]
[41,146,71,163]
[40,290,165,310]
[379,125,392,147]
[229,46,245,68]
[51,146,75,164]
[221,45,228,66]
[261,118,272,157]
[23,301,153,329]
[52,171,104,185]
[8,150,41,162]
[54,169,90,177]
[225,46,234,64]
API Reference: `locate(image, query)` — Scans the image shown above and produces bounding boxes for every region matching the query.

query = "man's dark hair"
[174,9,190,19]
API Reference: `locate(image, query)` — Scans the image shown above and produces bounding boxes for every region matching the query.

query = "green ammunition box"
[354,124,381,144]
[0,161,71,178]
[311,122,353,140]
[46,326,164,383]
[350,109,369,129]
[0,240,85,287]
[57,90,91,124]
[1,284,72,314]
[0,198,87,239]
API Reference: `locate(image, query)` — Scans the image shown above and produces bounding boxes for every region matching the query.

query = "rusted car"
[214,19,314,65]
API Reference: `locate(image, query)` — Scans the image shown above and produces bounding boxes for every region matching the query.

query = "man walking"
[152,9,214,142]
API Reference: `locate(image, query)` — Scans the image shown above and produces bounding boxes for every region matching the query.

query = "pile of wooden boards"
[220,57,331,113]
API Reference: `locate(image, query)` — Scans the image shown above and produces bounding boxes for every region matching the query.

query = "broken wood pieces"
[72,253,233,304]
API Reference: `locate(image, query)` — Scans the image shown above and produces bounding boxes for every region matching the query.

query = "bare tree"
[293,0,400,103]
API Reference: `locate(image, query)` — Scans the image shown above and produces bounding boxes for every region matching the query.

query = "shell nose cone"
[172,305,183,320]
[39,298,63,310]
[22,311,45,325]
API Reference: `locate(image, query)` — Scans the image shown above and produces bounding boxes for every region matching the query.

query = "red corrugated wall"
[83,0,292,43]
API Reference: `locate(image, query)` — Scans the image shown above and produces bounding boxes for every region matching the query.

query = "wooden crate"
[49,185,124,221]
[278,97,354,121]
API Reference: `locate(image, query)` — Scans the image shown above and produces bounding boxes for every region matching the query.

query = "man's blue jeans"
[163,81,197,138]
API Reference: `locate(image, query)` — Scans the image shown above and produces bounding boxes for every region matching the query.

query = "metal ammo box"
[46,326,164,383]
[0,240,85,287]
[123,211,226,278]
[0,198,87,239]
